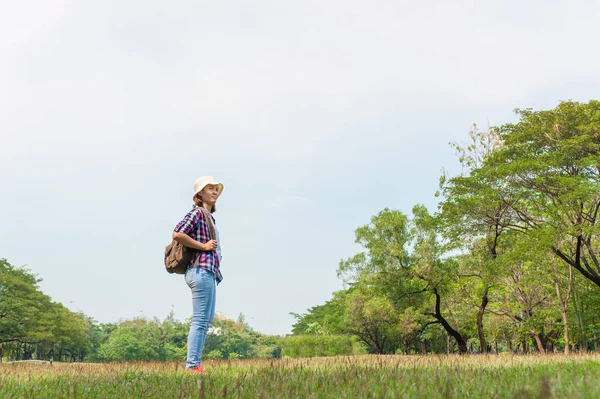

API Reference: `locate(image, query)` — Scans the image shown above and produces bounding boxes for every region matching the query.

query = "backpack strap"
[198,207,216,241]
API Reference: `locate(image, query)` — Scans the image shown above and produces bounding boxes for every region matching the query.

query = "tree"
[440,125,512,353]
[289,100,600,355]
[337,207,472,353]
[411,205,471,353]
[483,101,600,288]
[0,259,50,347]
[344,287,401,354]
[203,314,280,360]
[552,258,574,353]
[291,289,349,335]
[97,328,142,361]
[47,302,90,361]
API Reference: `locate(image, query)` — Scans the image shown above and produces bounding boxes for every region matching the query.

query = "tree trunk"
[477,286,489,353]
[431,288,468,353]
[530,329,546,354]
[24,345,32,360]
[554,262,573,354]
[560,307,570,354]
[571,274,587,352]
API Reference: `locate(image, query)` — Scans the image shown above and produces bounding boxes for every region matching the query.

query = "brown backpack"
[164,207,216,274]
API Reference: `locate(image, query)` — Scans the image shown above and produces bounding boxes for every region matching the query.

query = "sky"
[1,0,600,335]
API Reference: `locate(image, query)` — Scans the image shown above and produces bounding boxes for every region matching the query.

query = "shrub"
[279,335,356,358]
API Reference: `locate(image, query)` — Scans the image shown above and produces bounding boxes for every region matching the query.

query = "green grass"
[1,354,599,398]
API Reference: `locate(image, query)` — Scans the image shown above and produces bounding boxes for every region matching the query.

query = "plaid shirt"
[174,207,223,284]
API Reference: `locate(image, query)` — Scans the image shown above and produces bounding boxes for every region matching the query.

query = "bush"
[204,349,223,360]
[279,335,356,358]
[253,345,282,359]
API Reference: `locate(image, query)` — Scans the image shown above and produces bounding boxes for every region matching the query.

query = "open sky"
[2,0,600,335]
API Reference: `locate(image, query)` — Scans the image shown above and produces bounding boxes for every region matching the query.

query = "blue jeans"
[185,268,216,369]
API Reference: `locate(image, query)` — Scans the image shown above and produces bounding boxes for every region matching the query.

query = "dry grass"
[2,353,600,398]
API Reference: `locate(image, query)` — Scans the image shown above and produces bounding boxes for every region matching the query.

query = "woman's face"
[200,184,220,205]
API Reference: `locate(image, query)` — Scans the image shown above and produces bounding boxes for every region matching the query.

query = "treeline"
[0,259,90,362]
[89,313,282,362]
[1,256,362,362]
[0,258,284,362]
[292,100,600,355]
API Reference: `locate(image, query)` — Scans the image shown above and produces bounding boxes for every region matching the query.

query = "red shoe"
[185,366,207,374]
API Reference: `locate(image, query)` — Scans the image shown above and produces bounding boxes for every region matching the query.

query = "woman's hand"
[173,232,217,252]
[202,240,218,251]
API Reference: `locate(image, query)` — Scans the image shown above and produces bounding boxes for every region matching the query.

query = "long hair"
[193,194,216,213]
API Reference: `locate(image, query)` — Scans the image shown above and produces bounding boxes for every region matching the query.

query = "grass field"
[2,354,600,398]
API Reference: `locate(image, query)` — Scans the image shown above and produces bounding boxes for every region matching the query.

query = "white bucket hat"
[194,176,224,198]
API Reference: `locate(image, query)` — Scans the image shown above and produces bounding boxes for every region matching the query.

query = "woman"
[172,176,224,374]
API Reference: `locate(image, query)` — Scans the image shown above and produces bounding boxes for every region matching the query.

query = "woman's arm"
[172,232,217,251]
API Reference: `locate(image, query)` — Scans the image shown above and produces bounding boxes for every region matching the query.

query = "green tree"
[344,288,401,353]
[0,259,91,361]
[48,303,90,361]
[337,207,473,353]
[196,313,280,360]
[439,125,511,353]
[96,317,190,362]
[97,328,142,361]
[0,259,50,347]
[291,289,349,335]
[484,100,600,288]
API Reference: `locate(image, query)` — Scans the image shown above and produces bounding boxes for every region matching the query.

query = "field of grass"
[2,354,600,398]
